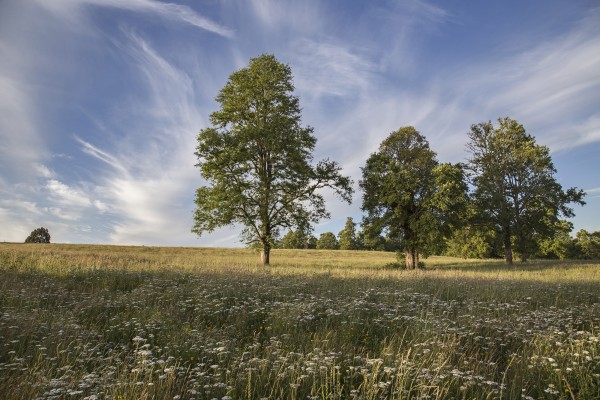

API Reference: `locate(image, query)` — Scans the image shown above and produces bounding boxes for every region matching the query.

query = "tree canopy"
[317,232,339,250]
[360,127,467,268]
[193,54,352,265]
[467,117,586,264]
[338,217,359,250]
[280,230,316,249]
[25,227,51,244]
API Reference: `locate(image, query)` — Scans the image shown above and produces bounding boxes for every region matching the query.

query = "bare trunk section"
[260,242,271,266]
[405,248,419,269]
[504,236,513,265]
[519,236,528,262]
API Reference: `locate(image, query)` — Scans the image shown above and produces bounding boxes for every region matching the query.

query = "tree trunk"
[405,248,419,269]
[504,238,513,265]
[501,224,513,265]
[260,244,271,266]
[519,236,528,262]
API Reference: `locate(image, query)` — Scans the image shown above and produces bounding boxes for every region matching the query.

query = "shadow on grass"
[427,258,597,272]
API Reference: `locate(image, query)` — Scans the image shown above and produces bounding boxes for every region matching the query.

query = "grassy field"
[0,243,598,399]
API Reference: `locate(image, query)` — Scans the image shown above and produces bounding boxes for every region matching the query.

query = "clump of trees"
[279,230,317,249]
[25,227,51,243]
[572,230,600,259]
[193,54,590,268]
[317,232,339,250]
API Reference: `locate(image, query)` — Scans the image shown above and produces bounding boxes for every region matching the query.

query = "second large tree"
[361,127,467,269]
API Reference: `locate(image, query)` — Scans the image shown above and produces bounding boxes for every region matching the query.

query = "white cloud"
[441,10,600,152]
[249,0,323,33]
[71,31,213,246]
[36,0,233,38]
[77,137,128,175]
[46,179,92,208]
[46,207,82,221]
[0,200,42,216]
[93,200,109,212]
[34,164,55,179]
[292,39,376,99]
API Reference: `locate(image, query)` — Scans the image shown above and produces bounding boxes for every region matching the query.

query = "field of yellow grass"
[0,243,598,399]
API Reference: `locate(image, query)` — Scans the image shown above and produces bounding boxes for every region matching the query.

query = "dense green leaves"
[467,117,586,264]
[317,232,339,250]
[360,127,467,268]
[338,217,359,250]
[193,54,352,265]
[280,230,316,249]
[24,227,51,244]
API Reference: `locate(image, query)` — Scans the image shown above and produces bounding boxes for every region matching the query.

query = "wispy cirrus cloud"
[36,0,234,38]
[72,31,214,246]
[0,1,226,244]
[77,137,128,175]
[249,0,323,33]
[291,39,376,99]
[46,179,93,208]
[440,8,600,153]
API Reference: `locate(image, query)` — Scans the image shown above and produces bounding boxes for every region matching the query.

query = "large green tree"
[193,54,352,265]
[467,117,585,264]
[360,127,467,269]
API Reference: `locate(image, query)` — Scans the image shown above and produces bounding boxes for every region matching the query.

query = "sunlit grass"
[0,243,598,399]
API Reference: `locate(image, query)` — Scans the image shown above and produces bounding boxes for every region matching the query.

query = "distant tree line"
[193,54,588,267]
[275,221,600,261]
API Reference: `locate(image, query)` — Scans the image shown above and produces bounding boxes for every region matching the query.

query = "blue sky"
[1,0,599,246]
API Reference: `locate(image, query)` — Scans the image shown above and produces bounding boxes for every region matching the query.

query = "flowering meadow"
[0,244,598,399]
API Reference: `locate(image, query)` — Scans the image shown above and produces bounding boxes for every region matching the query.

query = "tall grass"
[0,243,598,399]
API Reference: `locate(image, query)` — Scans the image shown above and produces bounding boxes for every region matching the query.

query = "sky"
[1,0,599,247]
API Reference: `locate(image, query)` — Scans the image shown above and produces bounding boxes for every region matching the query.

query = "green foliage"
[445,225,501,259]
[467,117,586,264]
[316,232,339,250]
[535,220,576,260]
[192,54,352,265]
[574,229,600,259]
[338,217,359,250]
[280,230,316,249]
[360,127,467,268]
[24,227,51,244]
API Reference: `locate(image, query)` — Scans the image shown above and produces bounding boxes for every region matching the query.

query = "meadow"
[0,243,598,399]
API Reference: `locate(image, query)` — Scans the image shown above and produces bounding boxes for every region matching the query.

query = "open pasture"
[0,244,598,399]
